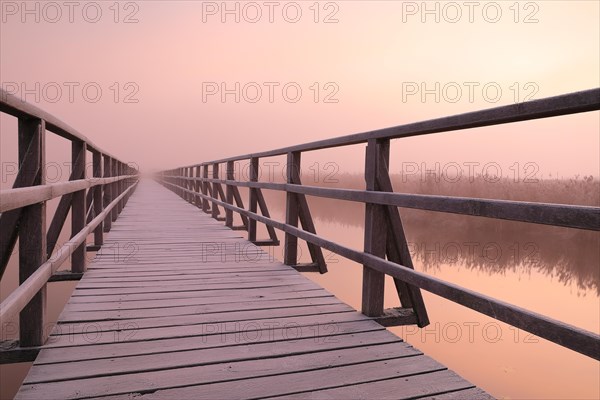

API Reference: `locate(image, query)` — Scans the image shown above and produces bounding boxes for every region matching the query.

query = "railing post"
[118,162,125,214]
[211,163,219,219]
[248,157,259,242]
[187,167,193,202]
[93,152,103,245]
[181,167,186,199]
[194,166,201,207]
[71,140,86,273]
[225,161,234,228]
[202,165,210,212]
[284,152,300,265]
[361,139,387,317]
[182,167,188,201]
[18,117,47,347]
[111,158,118,222]
[103,155,113,232]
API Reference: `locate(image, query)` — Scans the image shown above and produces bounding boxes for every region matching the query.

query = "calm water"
[1,191,598,399]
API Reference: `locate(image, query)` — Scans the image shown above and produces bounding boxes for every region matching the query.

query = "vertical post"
[194,166,202,207]
[111,158,118,222]
[361,139,388,317]
[103,156,113,232]
[211,163,219,219]
[118,162,125,213]
[18,118,47,347]
[93,152,103,245]
[181,168,186,199]
[71,140,86,273]
[284,152,300,265]
[187,167,192,202]
[248,157,258,242]
[202,165,210,212]
[225,161,234,227]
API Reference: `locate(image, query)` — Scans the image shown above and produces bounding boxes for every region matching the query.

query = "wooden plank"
[267,370,474,400]
[67,284,323,303]
[16,343,416,399]
[51,304,355,342]
[58,296,341,322]
[76,356,445,400]
[25,326,393,384]
[63,290,332,312]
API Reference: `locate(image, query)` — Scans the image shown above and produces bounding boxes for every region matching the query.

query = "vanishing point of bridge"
[0,88,599,399]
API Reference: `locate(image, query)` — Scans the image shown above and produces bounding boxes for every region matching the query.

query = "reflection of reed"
[264,174,600,295]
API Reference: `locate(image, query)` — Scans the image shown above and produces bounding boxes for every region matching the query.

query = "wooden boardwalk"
[16,181,491,400]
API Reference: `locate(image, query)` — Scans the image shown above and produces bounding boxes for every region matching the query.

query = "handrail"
[0,175,137,213]
[162,180,600,360]
[158,88,600,362]
[175,88,599,167]
[0,182,138,327]
[176,177,600,231]
[0,88,118,159]
[0,90,139,358]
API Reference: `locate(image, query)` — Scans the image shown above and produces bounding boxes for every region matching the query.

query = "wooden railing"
[158,88,600,361]
[0,89,139,362]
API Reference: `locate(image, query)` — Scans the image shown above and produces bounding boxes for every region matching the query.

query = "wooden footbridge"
[1,88,599,399]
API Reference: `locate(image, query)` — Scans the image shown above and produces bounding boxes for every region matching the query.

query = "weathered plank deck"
[16,181,492,400]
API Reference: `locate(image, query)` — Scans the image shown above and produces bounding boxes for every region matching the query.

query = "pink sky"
[1,1,598,178]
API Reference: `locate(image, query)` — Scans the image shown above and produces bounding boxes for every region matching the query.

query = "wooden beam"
[194,166,202,207]
[286,153,327,273]
[187,88,600,165]
[248,158,258,242]
[167,180,600,360]
[256,188,279,243]
[0,119,49,278]
[225,161,234,227]
[102,156,112,232]
[291,263,321,273]
[48,271,84,282]
[284,152,300,266]
[361,139,387,317]
[18,118,47,347]
[71,141,86,273]
[376,147,430,327]
[373,307,418,327]
[111,159,118,222]
[93,152,103,245]
[212,163,220,219]
[231,186,249,228]
[0,340,40,364]
[202,165,210,213]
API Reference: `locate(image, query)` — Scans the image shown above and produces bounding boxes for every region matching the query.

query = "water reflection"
[263,178,600,296]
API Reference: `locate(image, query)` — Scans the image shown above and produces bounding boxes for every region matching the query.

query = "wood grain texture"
[15,180,490,399]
